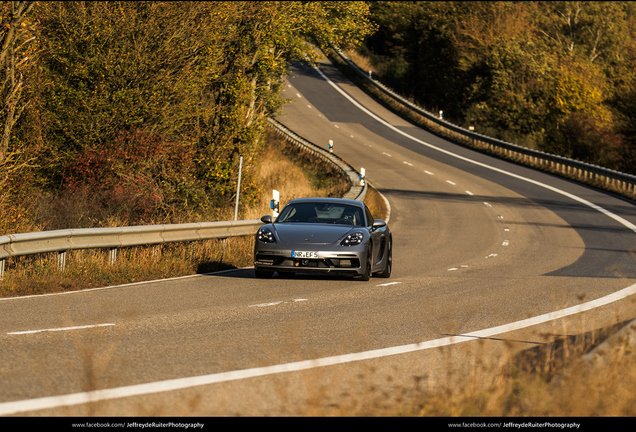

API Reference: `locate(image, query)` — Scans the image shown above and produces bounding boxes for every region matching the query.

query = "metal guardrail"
[334,49,636,200]
[267,118,367,202]
[0,119,366,279]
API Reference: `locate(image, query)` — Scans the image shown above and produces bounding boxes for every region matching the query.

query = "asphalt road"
[1,56,636,416]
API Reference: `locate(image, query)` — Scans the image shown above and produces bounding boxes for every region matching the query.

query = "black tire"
[358,254,371,281]
[377,238,392,278]
[254,268,274,279]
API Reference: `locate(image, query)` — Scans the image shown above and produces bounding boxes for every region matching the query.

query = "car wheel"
[254,268,274,279]
[377,238,392,278]
[358,254,371,281]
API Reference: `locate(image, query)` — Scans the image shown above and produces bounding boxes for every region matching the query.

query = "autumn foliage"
[362,1,636,174]
[0,1,374,234]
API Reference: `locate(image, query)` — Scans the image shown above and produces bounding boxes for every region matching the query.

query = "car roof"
[284,197,365,208]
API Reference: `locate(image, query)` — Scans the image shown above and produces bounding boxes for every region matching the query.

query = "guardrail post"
[58,251,67,272]
[0,259,5,281]
[234,156,243,221]
[109,248,117,265]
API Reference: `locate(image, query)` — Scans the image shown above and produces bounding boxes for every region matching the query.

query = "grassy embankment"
[0,129,387,298]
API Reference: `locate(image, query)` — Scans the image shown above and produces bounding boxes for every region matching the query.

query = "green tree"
[363,1,636,171]
[7,1,374,229]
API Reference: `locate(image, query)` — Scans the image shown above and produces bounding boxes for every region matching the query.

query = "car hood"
[273,223,356,244]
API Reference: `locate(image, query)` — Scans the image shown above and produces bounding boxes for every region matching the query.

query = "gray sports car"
[254,197,392,280]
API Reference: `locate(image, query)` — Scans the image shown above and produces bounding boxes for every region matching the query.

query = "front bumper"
[254,249,366,276]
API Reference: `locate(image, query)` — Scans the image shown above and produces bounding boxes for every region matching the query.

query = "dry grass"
[0,237,254,297]
[255,319,636,417]
[403,325,636,417]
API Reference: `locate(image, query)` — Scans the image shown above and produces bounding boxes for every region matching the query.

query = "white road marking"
[4,281,634,415]
[0,267,254,302]
[448,266,468,272]
[425,171,434,175]
[483,202,492,207]
[8,323,115,335]
[249,301,284,308]
[403,161,413,166]
[249,299,308,308]
[465,191,474,195]
[376,282,401,287]
[382,152,392,157]
[502,241,510,246]
[446,180,456,185]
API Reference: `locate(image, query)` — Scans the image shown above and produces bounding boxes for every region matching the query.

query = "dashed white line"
[248,299,308,308]
[424,171,434,175]
[376,282,401,287]
[465,191,474,195]
[8,323,115,335]
[448,265,468,271]
[446,180,456,185]
[403,161,413,166]
[249,301,283,308]
[382,152,392,157]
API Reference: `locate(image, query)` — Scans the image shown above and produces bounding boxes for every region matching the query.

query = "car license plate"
[292,251,318,258]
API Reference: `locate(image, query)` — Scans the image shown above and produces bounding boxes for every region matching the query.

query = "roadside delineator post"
[271,189,280,218]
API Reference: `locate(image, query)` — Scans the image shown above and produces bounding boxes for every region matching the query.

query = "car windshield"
[276,203,365,226]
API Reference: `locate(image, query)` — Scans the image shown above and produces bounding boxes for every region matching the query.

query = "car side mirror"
[261,215,273,224]
[372,219,386,229]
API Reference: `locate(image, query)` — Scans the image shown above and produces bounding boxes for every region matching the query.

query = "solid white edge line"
[0,267,253,302]
[2,281,635,416]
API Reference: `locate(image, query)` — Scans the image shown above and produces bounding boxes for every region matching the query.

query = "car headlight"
[340,232,364,246]
[257,227,276,243]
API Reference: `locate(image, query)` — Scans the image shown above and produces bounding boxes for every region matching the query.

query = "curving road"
[1,56,636,416]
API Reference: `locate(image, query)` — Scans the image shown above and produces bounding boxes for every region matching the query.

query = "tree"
[5,1,374,228]
[1,0,35,164]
